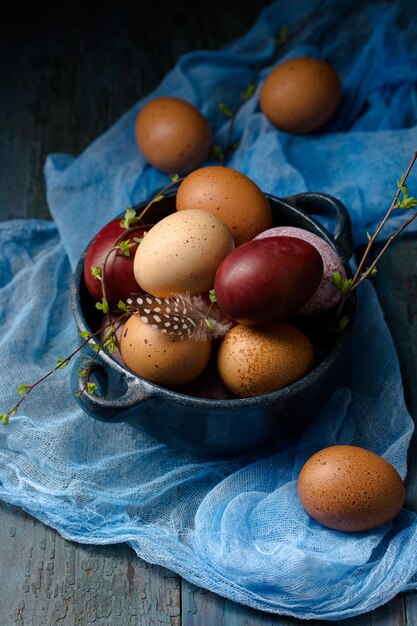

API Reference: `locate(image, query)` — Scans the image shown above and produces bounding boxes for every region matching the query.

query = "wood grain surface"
[1,1,416,624]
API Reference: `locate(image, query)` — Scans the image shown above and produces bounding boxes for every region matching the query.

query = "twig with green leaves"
[1,174,183,425]
[331,152,417,331]
[213,1,325,164]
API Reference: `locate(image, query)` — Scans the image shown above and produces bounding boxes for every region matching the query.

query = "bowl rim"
[71,191,355,409]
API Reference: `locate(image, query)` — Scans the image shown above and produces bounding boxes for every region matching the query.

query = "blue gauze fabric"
[1,0,417,619]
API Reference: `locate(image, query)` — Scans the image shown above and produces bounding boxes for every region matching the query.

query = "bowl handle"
[284,192,355,262]
[71,354,154,421]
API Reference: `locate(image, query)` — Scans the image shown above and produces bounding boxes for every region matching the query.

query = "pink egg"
[255,226,346,314]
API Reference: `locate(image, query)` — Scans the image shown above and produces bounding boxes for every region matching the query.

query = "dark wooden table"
[1,2,416,624]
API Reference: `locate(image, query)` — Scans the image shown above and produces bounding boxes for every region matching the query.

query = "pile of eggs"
[84,165,346,398]
[82,56,407,533]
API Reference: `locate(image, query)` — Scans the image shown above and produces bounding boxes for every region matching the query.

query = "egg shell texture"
[120,314,212,386]
[255,226,345,314]
[297,445,406,532]
[217,322,314,398]
[214,236,323,325]
[176,166,273,246]
[84,218,142,306]
[134,96,212,174]
[133,209,235,297]
[260,57,341,134]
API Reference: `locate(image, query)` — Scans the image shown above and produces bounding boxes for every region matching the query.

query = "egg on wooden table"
[298,445,406,532]
[133,209,234,297]
[176,166,273,246]
[255,226,346,314]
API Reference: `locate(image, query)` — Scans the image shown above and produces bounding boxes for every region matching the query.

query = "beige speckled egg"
[217,322,314,398]
[298,445,406,532]
[134,96,212,174]
[133,209,234,297]
[120,314,212,385]
[260,57,341,134]
[176,166,273,246]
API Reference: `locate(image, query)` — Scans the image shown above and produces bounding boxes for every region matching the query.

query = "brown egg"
[133,209,234,297]
[120,314,212,385]
[298,445,406,532]
[217,322,314,398]
[134,96,212,173]
[260,57,341,134]
[176,166,273,246]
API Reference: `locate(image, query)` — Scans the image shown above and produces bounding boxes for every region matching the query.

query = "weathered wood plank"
[0,500,181,626]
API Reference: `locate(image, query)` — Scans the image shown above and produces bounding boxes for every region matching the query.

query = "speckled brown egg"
[260,57,341,134]
[176,166,273,246]
[120,314,212,385]
[217,322,314,398]
[133,209,234,297]
[298,445,406,532]
[134,96,212,173]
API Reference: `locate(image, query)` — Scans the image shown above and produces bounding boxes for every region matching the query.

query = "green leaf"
[87,382,98,395]
[90,342,101,353]
[120,207,139,229]
[79,331,90,339]
[275,24,289,45]
[240,83,257,101]
[56,358,69,369]
[117,300,128,312]
[338,316,349,331]
[118,239,136,257]
[1,413,9,426]
[209,289,217,303]
[17,384,30,395]
[218,102,233,118]
[341,278,353,296]
[331,271,343,290]
[10,408,17,417]
[133,236,144,244]
[104,336,117,354]
[205,319,214,330]
[78,368,88,378]
[210,144,224,161]
[154,194,164,203]
[366,231,372,241]
[395,181,417,209]
[104,326,116,340]
[90,265,102,280]
[95,298,109,314]
[169,173,180,183]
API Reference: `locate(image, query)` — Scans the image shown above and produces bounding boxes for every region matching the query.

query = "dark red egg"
[83,218,146,307]
[214,236,323,326]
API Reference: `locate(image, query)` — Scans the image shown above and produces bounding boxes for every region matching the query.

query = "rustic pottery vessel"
[71,192,355,455]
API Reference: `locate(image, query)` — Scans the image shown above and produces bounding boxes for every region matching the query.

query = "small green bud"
[90,265,102,280]
[87,382,98,395]
[17,384,30,395]
[117,300,128,312]
[218,102,233,118]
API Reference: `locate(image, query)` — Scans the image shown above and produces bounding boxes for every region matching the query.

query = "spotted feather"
[125,293,232,341]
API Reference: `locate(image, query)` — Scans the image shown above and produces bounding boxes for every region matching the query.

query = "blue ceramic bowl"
[71,191,355,455]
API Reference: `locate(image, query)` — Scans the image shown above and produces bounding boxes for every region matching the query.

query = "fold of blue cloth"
[1,0,417,618]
